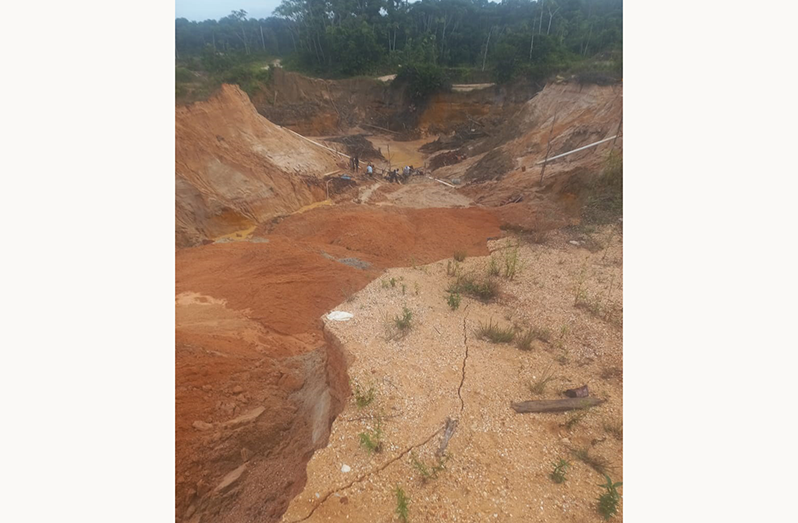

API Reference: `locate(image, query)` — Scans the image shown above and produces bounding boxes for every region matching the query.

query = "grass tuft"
[394,307,413,332]
[529,364,556,394]
[358,421,383,454]
[394,486,409,522]
[572,447,612,476]
[353,382,375,408]
[475,319,516,343]
[550,458,570,484]
[448,274,499,302]
[453,250,467,262]
[446,291,461,311]
[410,452,448,483]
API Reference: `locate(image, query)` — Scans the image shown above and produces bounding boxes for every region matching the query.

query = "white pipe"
[427,176,456,188]
[283,127,351,159]
[534,135,619,165]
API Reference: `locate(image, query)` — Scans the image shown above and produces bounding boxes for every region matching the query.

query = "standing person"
[350,156,355,172]
[354,155,360,172]
[367,164,373,176]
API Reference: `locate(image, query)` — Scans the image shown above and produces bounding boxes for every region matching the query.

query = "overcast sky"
[175,0,282,21]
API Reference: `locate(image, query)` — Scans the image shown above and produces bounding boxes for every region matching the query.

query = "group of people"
[385,165,421,184]
[350,153,422,184]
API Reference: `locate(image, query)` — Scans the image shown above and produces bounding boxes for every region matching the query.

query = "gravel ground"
[281,224,623,522]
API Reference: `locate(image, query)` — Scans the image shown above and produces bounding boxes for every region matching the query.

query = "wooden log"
[511,397,604,413]
[436,417,458,457]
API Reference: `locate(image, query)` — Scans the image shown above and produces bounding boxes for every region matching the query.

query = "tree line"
[176,0,622,83]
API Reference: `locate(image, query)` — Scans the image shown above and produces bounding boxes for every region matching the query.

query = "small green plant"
[382,279,391,289]
[476,319,516,343]
[448,274,499,302]
[529,364,556,394]
[516,326,552,350]
[487,256,500,276]
[597,475,622,520]
[516,329,535,351]
[390,277,397,288]
[453,250,467,262]
[410,452,448,483]
[394,307,413,332]
[446,291,461,310]
[402,283,407,295]
[503,245,522,280]
[564,410,588,430]
[414,282,420,296]
[550,459,570,484]
[446,260,461,277]
[358,421,383,454]
[353,382,375,408]
[394,486,409,522]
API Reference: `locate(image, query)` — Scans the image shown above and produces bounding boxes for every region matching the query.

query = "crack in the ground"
[457,305,470,413]
[288,426,445,522]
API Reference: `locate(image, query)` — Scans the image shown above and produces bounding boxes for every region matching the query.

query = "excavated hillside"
[432,81,623,229]
[175,73,622,523]
[248,69,538,137]
[175,84,345,247]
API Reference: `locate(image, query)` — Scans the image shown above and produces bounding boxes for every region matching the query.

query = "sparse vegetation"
[550,459,570,484]
[529,364,556,394]
[446,291,461,311]
[575,290,623,326]
[358,421,383,454]
[573,447,612,476]
[353,382,375,408]
[448,274,499,302]
[394,307,413,332]
[517,326,552,351]
[597,475,623,520]
[475,319,516,344]
[453,250,467,262]
[564,410,588,430]
[503,245,522,280]
[446,260,461,277]
[529,229,549,244]
[487,257,500,277]
[410,452,448,483]
[401,283,406,295]
[603,420,623,441]
[394,486,409,522]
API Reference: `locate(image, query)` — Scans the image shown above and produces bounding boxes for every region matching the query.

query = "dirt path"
[281,227,623,522]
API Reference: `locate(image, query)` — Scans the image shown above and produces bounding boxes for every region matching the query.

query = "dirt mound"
[449,81,623,230]
[175,84,346,247]
[325,134,385,162]
[176,204,502,522]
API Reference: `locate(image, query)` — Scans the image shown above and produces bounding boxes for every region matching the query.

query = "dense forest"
[176,0,621,87]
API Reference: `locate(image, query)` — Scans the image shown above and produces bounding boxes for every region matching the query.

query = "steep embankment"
[248,69,539,137]
[175,84,345,247]
[432,81,623,229]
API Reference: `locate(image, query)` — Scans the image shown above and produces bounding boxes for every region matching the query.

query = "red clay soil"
[175,204,501,522]
[265,204,501,267]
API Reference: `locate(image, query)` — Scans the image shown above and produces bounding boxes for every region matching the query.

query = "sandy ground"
[281,226,623,522]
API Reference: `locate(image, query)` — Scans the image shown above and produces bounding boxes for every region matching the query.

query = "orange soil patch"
[176,204,502,522]
[265,204,500,266]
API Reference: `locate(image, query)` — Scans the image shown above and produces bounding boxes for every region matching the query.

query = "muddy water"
[364,135,434,171]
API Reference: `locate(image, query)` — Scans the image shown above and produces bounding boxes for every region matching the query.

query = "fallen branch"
[511,397,604,413]
[436,417,458,457]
